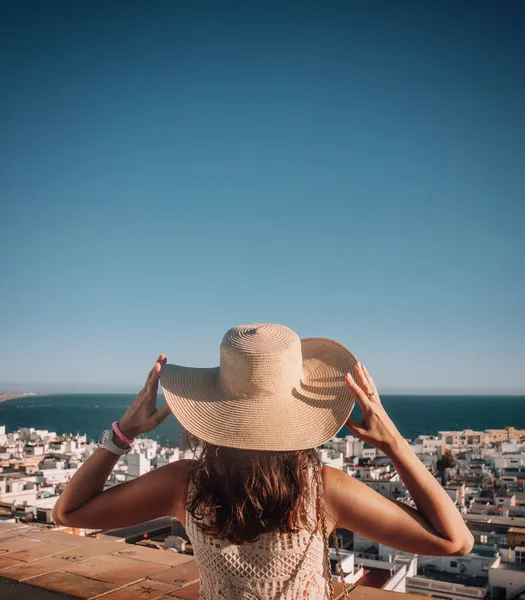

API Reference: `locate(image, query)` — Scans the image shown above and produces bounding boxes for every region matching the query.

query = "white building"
[0,477,37,506]
[126,453,151,480]
[324,435,364,458]
[489,559,525,600]
[154,449,181,469]
[132,439,158,460]
[24,444,44,456]
[36,467,77,485]
[495,495,517,508]
[331,548,417,592]
[407,574,488,600]
[355,477,406,500]
[317,448,344,469]
[411,436,443,456]
[362,447,378,460]
[330,549,364,584]
[406,550,499,600]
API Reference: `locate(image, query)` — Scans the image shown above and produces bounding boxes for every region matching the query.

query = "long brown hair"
[183,432,321,545]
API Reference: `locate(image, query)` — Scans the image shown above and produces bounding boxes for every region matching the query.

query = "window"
[517,551,525,564]
[480,535,488,543]
[450,561,458,568]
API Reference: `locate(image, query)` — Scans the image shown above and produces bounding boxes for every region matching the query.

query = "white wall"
[419,553,499,580]
[407,576,486,600]
[154,454,179,468]
[384,565,407,592]
[489,564,525,599]
[463,514,525,527]
[34,495,60,508]
[37,468,77,484]
[330,549,365,584]
[126,453,151,480]
[0,488,37,505]
[495,495,516,508]
[317,448,344,469]
[362,448,377,459]
[324,436,364,458]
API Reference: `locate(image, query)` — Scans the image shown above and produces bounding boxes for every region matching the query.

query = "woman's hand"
[344,363,404,453]
[118,355,172,440]
[53,354,189,530]
[335,362,474,557]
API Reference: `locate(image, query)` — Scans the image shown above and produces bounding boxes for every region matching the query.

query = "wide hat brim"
[160,338,358,451]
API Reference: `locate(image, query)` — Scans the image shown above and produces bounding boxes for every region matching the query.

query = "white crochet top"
[185,467,328,599]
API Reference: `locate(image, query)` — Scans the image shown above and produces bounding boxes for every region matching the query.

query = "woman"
[53,324,473,599]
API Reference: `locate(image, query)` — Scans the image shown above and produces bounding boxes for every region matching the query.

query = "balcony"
[0,521,430,599]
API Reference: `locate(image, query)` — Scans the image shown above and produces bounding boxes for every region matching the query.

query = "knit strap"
[315,462,349,600]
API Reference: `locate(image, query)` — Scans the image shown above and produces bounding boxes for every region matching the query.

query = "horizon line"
[1,390,524,398]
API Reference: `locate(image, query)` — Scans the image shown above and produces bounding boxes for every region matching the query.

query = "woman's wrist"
[114,420,138,444]
[112,432,130,450]
[381,434,408,456]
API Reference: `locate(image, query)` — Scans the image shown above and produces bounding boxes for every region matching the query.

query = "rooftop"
[0,521,431,600]
[416,571,489,588]
[0,521,199,599]
[467,520,524,534]
[101,517,176,543]
[355,567,393,589]
[495,561,525,572]
[471,548,498,558]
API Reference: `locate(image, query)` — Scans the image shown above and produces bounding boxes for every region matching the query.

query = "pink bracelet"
[112,421,134,445]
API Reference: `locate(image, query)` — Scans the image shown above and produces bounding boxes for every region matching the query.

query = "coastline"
[0,393,46,404]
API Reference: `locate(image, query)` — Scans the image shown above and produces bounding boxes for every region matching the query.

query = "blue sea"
[0,394,524,446]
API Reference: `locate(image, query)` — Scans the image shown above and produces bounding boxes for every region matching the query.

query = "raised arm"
[324,363,474,556]
[52,355,191,529]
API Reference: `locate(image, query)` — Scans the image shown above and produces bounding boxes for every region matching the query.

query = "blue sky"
[1,1,523,394]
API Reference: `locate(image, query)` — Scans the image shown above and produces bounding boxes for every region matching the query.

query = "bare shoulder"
[167,458,197,475]
[322,465,355,500]
[321,463,405,534]
[321,464,372,529]
[320,465,348,529]
[164,459,196,497]
[140,458,195,496]
[161,459,197,523]
[322,463,376,499]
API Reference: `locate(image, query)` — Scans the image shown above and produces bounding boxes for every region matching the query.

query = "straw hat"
[160,323,358,451]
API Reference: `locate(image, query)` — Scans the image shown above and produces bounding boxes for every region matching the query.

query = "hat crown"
[218,324,303,397]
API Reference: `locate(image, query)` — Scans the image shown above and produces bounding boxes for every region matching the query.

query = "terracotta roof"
[356,567,393,589]
[0,521,198,598]
[0,521,432,600]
